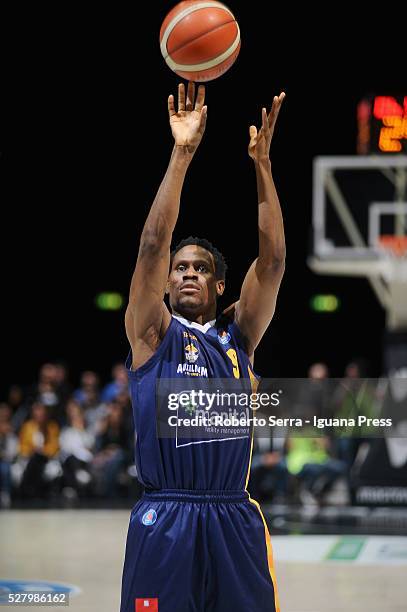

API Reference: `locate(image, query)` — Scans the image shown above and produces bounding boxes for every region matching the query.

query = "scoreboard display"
[357,95,407,154]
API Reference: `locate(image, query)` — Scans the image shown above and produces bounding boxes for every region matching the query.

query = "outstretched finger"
[186,81,195,111]
[249,125,258,140]
[199,105,208,132]
[195,84,205,112]
[178,83,185,112]
[267,96,279,125]
[262,108,269,132]
[268,92,285,128]
[168,94,176,118]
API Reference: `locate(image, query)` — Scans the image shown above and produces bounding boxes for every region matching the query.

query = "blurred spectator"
[37,381,59,409]
[8,384,30,433]
[18,402,60,498]
[115,389,131,410]
[73,370,100,405]
[344,358,369,379]
[0,403,18,508]
[332,360,376,463]
[284,363,347,504]
[8,384,24,412]
[309,362,329,380]
[286,434,347,505]
[93,400,132,497]
[115,389,134,433]
[331,359,377,501]
[249,435,288,503]
[60,400,94,499]
[294,362,333,421]
[25,363,68,426]
[54,361,73,404]
[101,363,128,402]
[28,363,58,402]
[73,370,108,434]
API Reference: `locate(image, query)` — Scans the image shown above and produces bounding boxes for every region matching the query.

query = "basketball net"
[378,235,407,282]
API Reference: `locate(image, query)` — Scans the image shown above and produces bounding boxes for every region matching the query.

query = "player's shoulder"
[217,302,240,341]
[218,302,253,360]
[218,302,236,327]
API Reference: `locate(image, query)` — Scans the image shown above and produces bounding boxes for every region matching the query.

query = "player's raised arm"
[125,82,207,368]
[235,93,286,359]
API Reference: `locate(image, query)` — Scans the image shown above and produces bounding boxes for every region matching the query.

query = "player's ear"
[165,280,170,295]
[216,280,225,296]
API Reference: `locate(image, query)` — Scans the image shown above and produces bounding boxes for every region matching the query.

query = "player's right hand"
[168,82,207,153]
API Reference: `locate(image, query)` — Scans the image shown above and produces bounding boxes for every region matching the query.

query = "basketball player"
[121,82,285,612]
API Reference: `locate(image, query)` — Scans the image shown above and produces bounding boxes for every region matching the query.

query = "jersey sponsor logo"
[176,363,208,377]
[142,509,157,526]
[183,331,197,341]
[185,343,199,363]
[217,330,231,345]
[135,598,158,611]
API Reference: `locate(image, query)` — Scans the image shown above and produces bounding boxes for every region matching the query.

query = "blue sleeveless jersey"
[121,314,281,612]
[125,314,256,491]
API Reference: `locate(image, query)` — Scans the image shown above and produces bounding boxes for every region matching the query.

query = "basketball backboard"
[308,155,407,329]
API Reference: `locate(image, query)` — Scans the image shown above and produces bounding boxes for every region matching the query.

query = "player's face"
[168,245,224,315]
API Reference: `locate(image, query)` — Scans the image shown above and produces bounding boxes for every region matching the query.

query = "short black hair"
[170,236,227,280]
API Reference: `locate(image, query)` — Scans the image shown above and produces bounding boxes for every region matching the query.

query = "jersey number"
[226,348,240,378]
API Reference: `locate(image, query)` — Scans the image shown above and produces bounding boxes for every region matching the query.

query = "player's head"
[167,237,227,319]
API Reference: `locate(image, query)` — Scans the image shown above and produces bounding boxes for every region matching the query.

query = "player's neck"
[172,308,216,326]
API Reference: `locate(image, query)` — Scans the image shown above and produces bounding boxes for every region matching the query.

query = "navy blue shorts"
[120,489,279,612]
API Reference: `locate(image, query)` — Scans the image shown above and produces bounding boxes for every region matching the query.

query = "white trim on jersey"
[172,314,216,333]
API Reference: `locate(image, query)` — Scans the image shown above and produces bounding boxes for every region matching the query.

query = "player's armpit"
[125,302,172,370]
[235,257,285,354]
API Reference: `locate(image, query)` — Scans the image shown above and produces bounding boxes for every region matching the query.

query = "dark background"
[2,3,404,394]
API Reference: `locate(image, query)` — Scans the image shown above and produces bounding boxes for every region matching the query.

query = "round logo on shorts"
[142,509,157,526]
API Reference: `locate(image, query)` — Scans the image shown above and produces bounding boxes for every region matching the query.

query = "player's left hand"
[248,92,285,162]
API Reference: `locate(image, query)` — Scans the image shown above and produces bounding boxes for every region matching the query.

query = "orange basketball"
[160,1,240,82]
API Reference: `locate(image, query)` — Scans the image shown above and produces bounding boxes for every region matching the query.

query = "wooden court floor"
[0,510,406,611]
